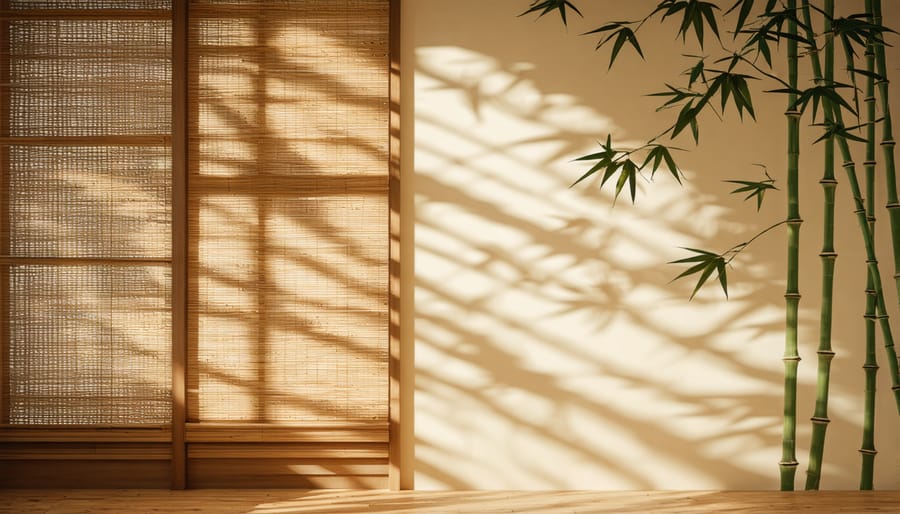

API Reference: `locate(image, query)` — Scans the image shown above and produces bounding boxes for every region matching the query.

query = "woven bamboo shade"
[6,146,171,259]
[187,0,390,424]
[8,19,171,136]
[7,265,172,424]
[2,0,390,432]
[1,2,173,425]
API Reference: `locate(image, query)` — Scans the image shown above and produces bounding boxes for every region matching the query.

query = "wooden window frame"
[0,0,402,490]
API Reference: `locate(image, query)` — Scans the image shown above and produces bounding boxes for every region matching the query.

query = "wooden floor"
[1,490,899,514]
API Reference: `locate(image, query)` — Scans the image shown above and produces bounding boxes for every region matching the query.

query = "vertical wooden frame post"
[0,0,10,426]
[388,0,402,491]
[171,0,188,490]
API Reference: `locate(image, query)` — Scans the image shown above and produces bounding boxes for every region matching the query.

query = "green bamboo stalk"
[803,0,836,491]
[860,308,879,489]
[780,0,802,492]
[825,29,900,425]
[802,0,900,419]
[861,286,879,491]
[872,0,900,408]
[859,0,881,490]
[832,126,900,420]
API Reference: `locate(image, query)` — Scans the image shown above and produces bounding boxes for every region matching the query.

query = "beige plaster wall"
[405,0,900,490]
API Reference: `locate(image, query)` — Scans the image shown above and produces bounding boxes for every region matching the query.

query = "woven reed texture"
[187,0,390,424]
[5,146,171,259]
[7,18,170,137]
[2,2,173,425]
[7,265,172,424]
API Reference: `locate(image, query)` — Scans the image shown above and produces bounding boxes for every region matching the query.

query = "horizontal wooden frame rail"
[185,422,389,443]
[0,9,171,20]
[0,136,172,146]
[0,443,172,460]
[0,425,172,443]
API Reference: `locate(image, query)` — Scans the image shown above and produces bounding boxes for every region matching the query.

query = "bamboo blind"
[187,0,390,424]
[7,265,172,424]
[2,0,390,433]
[1,1,173,425]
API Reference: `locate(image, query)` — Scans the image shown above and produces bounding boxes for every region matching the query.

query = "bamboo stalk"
[871,0,900,309]
[780,0,802,492]
[861,285,879,490]
[802,0,900,421]
[819,13,900,423]
[872,0,900,408]
[803,0,836,491]
[832,128,900,419]
[859,0,881,490]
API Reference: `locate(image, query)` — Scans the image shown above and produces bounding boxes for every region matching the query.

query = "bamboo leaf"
[571,137,642,203]
[519,0,583,26]
[725,178,778,210]
[812,121,868,144]
[691,260,719,299]
[661,146,682,183]
[688,58,706,87]
[600,161,622,187]
[720,76,733,111]
[571,136,620,187]
[640,144,684,184]
[689,116,700,143]
[715,51,743,72]
[655,0,721,48]
[616,160,638,202]
[832,14,894,57]
[726,0,755,36]
[768,83,857,121]
[675,246,720,258]
[846,67,886,81]
[608,28,644,69]
[740,7,813,63]
[672,261,712,288]
[757,35,772,66]
[671,101,700,141]
[569,160,605,187]
[586,22,644,68]
[734,75,756,119]
[692,4,705,47]
[648,84,702,110]
[717,259,728,298]
[700,3,721,42]
[669,248,728,300]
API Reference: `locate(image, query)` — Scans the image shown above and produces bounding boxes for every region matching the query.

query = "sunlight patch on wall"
[415,45,787,490]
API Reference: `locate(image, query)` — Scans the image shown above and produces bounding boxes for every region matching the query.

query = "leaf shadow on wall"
[412,6,899,487]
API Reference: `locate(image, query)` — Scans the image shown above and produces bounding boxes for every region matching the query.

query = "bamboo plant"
[521,0,900,489]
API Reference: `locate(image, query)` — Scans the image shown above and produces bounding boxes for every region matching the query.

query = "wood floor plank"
[0,490,898,514]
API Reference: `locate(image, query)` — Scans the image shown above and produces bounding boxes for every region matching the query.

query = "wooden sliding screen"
[185,0,391,488]
[0,0,395,489]
[0,0,175,488]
